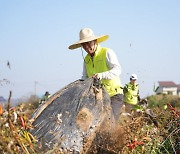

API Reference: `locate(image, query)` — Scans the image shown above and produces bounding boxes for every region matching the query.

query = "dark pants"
[110,94,124,122]
[124,103,135,113]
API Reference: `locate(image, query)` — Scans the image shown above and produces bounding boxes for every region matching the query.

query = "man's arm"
[99,49,121,80]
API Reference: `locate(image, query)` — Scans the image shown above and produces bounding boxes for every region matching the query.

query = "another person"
[123,74,140,113]
[40,91,51,104]
[68,28,124,122]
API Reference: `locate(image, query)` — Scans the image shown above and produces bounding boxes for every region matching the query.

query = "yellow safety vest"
[123,82,139,105]
[84,45,123,97]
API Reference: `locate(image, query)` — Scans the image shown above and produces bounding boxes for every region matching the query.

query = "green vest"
[123,82,139,105]
[84,46,123,97]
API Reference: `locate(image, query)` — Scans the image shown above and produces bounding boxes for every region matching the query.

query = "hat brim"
[68,35,109,50]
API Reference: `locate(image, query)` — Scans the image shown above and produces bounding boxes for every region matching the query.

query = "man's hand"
[123,86,128,94]
[92,73,103,80]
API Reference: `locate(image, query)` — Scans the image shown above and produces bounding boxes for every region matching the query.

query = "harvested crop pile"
[88,105,180,153]
[0,91,39,153]
[29,78,113,153]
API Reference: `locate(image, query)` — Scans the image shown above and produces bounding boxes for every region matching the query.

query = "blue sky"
[0,0,180,99]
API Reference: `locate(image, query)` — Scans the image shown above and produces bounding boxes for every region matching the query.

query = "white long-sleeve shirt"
[81,49,121,80]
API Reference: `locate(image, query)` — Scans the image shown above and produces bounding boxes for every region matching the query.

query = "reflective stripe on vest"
[84,45,123,97]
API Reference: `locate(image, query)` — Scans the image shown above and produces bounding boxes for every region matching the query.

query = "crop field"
[0,93,179,154]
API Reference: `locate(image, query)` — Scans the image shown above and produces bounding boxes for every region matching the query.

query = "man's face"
[81,40,97,56]
[130,79,136,85]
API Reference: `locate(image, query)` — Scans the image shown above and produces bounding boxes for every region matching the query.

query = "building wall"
[156,87,163,94]
[178,91,180,97]
[156,87,177,95]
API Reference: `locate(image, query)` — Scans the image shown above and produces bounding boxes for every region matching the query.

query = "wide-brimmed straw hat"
[68,28,109,50]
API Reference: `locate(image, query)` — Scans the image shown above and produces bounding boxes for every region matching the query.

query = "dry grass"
[0,93,179,153]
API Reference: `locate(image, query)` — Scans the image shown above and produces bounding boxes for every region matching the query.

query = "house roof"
[158,81,177,87]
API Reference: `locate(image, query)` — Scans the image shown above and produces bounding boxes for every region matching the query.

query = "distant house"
[156,81,177,95]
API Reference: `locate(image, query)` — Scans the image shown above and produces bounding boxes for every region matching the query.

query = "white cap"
[130,74,138,80]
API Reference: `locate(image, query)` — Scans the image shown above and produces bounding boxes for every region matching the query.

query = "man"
[123,74,140,113]
[39,91,51,104]
[68,28,124,122]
